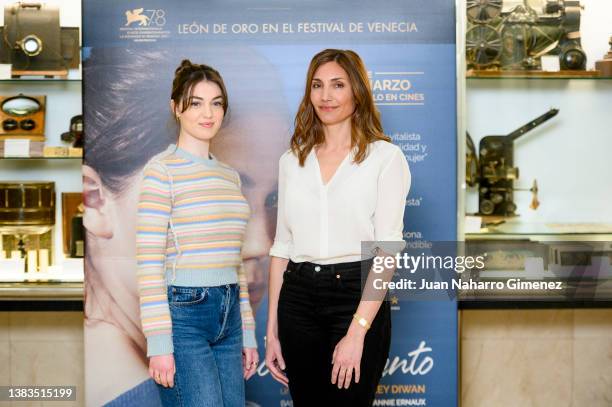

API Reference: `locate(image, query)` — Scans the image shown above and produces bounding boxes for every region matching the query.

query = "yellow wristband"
[353,313,371,330]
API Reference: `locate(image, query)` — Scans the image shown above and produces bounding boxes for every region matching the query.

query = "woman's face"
[310,61,355,126]
[85,175,143,332]
[176,80,225,143]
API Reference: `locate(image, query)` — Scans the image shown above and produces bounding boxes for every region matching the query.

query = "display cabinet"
[459,0,612,307]
[0,0,83,304]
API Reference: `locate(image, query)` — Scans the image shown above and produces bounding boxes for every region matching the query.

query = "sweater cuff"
[147,334,174,356]
[242,329,257,349]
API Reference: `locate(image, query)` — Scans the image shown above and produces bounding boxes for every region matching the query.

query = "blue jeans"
[158,284,244,407]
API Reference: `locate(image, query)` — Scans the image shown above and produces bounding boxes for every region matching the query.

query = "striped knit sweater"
[136,144,256,356]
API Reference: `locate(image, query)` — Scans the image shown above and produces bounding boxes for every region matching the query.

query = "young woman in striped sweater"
[136,60,258,406]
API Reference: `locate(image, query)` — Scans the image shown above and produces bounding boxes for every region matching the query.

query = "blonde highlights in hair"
[290,49,390,166]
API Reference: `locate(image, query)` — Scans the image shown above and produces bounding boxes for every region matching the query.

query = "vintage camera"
[0,2,80,76]
[466,108,559,217]
[467,0,586,71]
[61,115,83,148]
[0,94,45,141]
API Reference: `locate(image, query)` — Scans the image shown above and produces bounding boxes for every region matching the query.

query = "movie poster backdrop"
[83,1,457,405]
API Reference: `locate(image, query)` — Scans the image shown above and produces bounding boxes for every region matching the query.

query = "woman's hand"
[149,354,176,388]
[243,347,259,380]
[331,329,366,389]
[265,335,289,386]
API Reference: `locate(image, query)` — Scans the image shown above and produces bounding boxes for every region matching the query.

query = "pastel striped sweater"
[136,144,256,356]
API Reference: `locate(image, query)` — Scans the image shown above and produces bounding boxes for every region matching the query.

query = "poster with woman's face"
[84,1,459,405]
[83,46,291,405]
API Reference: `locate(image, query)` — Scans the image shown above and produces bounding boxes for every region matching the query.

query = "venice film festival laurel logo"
[125,8,149,26]
[124,8,166,28]
[120,8,169,42]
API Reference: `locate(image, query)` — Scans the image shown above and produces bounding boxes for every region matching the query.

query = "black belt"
[287,259,373,273]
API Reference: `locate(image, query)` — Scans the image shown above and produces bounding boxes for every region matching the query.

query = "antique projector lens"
[561,47,586,70]
[21,34,43,57]
[1,94,41,116]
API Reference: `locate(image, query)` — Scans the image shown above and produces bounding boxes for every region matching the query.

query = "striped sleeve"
[238,262,257,348]
[232,168,257,348]
[136,161,174,356]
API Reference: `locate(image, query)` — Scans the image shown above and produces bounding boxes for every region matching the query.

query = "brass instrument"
[0,181,55,270]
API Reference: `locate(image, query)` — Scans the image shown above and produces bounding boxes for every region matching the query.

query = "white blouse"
[269,140,411,264]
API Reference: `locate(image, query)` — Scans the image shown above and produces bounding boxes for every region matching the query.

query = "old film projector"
[0,2,80,77]
[466,108,559,217]
[466,0,587,71]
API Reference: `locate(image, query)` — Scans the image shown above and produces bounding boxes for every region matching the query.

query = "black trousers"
[278,259,391,407]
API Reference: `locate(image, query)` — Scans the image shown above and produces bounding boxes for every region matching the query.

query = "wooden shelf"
[11,68,69,79]
[467,69,608,79]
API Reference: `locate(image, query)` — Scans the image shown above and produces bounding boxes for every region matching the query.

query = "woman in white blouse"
[264,49,410,406]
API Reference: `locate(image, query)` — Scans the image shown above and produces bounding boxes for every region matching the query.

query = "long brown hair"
[290,49,390,166]
[171,59,229,116]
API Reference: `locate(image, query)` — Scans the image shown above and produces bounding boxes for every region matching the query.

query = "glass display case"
[0,0,83,303]
[460,0,612,307]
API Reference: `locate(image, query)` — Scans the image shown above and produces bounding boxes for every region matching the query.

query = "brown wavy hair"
[290,49,390,166]
[171,59,229,116]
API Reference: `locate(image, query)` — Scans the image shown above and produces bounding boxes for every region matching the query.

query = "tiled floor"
[0,312,83,407]
[1,309,611,406]
[461,309,612,407]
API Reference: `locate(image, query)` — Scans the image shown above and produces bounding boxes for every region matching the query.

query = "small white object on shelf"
[465,216,483,233]
[0,258,25,276]
[0,64,11,80]
[541,55,561,72]
[27,250,37,273]
[50,258,85,281]
[39,249,49,272]
[4,140,31,157]
[59,258,83,274]
[4,140,32,158]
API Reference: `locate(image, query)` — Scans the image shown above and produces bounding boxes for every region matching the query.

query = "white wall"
[465,0,612,224]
